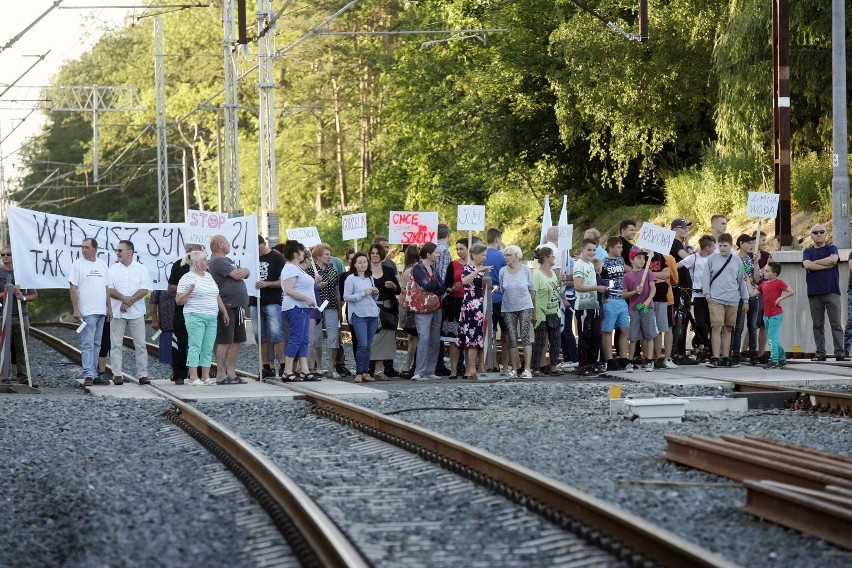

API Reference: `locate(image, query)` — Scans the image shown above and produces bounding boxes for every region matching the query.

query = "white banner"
[746,191,780,218]
[557,224,573,252]
[185,209,229,245]
[635,222,676,255]
[341,213,367,241]
[285,226,322,248]
[457,205,485,231]
[8,206,259,295]
[388,211,438,245]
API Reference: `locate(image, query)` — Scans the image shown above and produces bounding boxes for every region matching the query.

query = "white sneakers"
[556,362,577,370]
[410,374,428,381]
[645,362,655,372]
[507,370,517,378]
[625,363,634,373]
[520,370,533,379]
[663,358,678,369]
[190,379,205,386]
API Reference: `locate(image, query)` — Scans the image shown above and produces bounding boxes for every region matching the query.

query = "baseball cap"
[670,218,691,229]
[629,249,648,261]
[736,234,755,247]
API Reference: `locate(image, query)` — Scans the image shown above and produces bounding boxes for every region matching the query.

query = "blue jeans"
[763,314,786,363]
[185,312,218,368]
[80,314,105,378]
[349,314,378,373]
[284,307,311,358]
[250,303,285,347]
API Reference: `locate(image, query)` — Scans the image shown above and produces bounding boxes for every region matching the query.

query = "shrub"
[791,152,831,214]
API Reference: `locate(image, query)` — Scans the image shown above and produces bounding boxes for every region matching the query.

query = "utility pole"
[257,0,277,241]
[154,16,170,223]
[222,0,241,215]
[772,0,792,247]
[831,0,850,248]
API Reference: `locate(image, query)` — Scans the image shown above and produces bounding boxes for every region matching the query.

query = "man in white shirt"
[69,238,112,386]
[108,240,153,384]
[676,234,716,357]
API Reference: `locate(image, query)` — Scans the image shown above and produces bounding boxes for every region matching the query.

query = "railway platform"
[607,359,852,387]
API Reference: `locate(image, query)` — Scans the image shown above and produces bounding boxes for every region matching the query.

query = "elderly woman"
[409,242,447,380]
[307,242,342,378]
[456,243,491,378]
[368,243,401,380]
[343,252,380,383]
[532,246,563,376]
[280,240,320,381]
[175,250,229,386]
[500,245,535,378]
[441,238,468,379]
[398,245,421,377]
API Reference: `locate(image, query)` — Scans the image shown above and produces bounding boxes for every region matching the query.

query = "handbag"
[379,303,399,330]
[546,313,561,329]
[401,269,441,314]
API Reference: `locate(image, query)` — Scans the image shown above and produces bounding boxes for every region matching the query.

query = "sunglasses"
[116,249,128,253]
[0,253,11,257]
[812,230,826,235]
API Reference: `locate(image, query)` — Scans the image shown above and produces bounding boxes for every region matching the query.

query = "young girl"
[755,261,795,369]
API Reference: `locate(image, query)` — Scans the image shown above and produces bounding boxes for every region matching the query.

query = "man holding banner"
[68,238,112,386]
[0,245,37,384]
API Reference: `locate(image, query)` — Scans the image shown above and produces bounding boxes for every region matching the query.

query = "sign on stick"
[746,192,780,218]
[457,205,485,232]
[388,211,439,245]
[635,222,676,255]
[557,224,573,252]
[185,209,228,245]
[342,213,367,241]
[285,226,322,248]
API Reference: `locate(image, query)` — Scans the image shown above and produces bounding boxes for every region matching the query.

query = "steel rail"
[742,480,852,551]
[273,381,736,568]
[664,434,852,490]
[30,326,370,568]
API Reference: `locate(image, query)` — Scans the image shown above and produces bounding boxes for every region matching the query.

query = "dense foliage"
[13,0,852,254]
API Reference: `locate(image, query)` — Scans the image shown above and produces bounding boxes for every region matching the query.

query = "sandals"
[354,375,364,383]
[299,372,322,382]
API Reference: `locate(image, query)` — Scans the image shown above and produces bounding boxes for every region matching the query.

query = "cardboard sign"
[342,213,367,241]
[185,209,228,245]
[746,191,780,218]
[635,222,676,255]
[557,224,573,252]
[388,211,439,245]
[7,206,260,294]
[457,205,485,231]
[285,226,322,248]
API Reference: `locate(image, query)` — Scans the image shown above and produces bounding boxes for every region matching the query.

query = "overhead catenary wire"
[0,1,66,54]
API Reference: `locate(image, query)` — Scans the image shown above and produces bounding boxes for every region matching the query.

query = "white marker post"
[342,212,368,254]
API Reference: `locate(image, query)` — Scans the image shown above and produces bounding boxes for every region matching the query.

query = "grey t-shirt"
[499,265,534,312]
[208,255,249,307]
[0,267,28,319]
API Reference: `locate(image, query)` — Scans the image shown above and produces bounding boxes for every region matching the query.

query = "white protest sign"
[635,222,676,255]
[746,191,780,218]
[557,224,573,251]
[185,209,229,245]
[285,226,322,248]
[388,211,439,245]
[341,213,367,241]
[457,205,485,231]
[7,206,260,295]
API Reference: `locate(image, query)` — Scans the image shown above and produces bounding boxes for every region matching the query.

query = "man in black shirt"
[253,235,286,378]
[618,219,638,266]
[669,219,694,361]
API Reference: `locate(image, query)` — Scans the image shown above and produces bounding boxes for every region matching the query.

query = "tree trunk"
[331,75,348,207]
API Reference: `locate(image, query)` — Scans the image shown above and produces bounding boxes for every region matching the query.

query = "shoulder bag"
[401,268,441,314]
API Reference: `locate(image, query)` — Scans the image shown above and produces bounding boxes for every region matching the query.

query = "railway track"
[30,324,737,567]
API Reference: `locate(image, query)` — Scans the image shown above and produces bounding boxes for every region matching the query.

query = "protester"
[253,235,286,378]
[280,240,319,381]
[676,235,716,359]
[368,243,401,380]
[710,215,728,250]
[399,245,421,377]
[532,246,563,376]
[149,290,174,365]
[500,245,534,378]
[618,219,638,265]
[647,248,677,369]
[485,228,509,371]
[0,245,37,384]
[209,234,250,384]
[701,233,749,368]
[669,218,693,361]
[559,249,579,371]
[600,237,629,370]
[584,228,607,260]
[456,243,490,378]
[730,234,759,366]
[307,242,342,378]
[441,238,468,379]
[370,237,400,377]
[573,239,607,376]
[107,240,152,385]
[622,250,657,372]
[408,242,446,380]
[343,252,380,383]
[167,243,204,385]
[756,262,795,369]
[802,224,848,361]
[176,250,229,385]
[68,238,112,386]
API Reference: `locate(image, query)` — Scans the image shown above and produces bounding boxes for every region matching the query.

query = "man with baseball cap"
[669,219,694,362]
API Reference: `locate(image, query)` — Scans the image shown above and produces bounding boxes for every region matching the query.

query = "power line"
[0,1,66,54]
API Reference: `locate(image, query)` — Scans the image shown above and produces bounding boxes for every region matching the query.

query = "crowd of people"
[3,213,850,386]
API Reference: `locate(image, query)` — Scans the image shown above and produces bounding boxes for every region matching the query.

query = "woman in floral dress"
[456,243,492,378]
